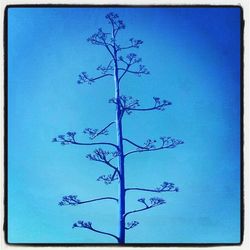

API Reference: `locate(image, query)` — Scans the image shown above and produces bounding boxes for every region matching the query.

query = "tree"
[53,12,184,244]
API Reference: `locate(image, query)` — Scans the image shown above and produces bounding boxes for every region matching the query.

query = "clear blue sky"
[8,7,241,244]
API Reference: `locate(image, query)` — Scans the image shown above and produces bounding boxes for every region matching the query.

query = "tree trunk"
[113,52,126,244]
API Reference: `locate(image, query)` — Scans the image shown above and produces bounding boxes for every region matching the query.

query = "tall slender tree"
[53,12,184,244]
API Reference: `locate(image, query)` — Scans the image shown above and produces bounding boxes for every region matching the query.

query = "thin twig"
[91,121,115,139]
[75,222,119,242]
[90,158,120,178]
[124,144,175,157]
[123,138,147,149]
[127,104,168,112]
[118,64,131,82]
[78,197,118,205]
[124,206,151,218]
[125,187,177,193]
[87,227,120,242]
[91,73,113,81]
[63,139,119,150]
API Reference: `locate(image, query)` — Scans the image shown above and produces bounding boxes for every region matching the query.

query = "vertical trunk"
[113,51,126,244]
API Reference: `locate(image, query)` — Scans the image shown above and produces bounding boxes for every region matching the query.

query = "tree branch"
[124,206,151,218]
[118,38,143,51]
[73,220,119,242]
[124,137,184,157]
[101,39,115,59]
[86,148,120,173]
[127,97,171,112]
[78,72,113,84]
[117,53,148,82]
[59,195,118,206]
[126,187,178,193]
[97,60,114,75]
[118,64,131,82]
[78,197,118,204]
[89,157,117,170]
[97,170,119,185]
[88,227,119,242]
[71,140,118,149]
[106,12,125,39]
[68,139,116,148]
[123,138,146,149]
[124,145,175,157]
[91,157,120,178]
[128,106,166,112]
[124,197,166,219]
[125,181,179,193]
[119,54,142,66]
[92,74,113,81]
[125,221,139,230]
[109,95,140,116]
[87,27,115,59]
[111,96,171,115]
[52,132,119,150]
[91,122,115,140]
[118,66,149,77]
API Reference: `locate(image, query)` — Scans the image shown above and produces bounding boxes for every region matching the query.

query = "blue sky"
[8,7,241,244]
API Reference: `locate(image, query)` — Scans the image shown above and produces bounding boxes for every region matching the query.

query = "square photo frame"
[4,4,244,246]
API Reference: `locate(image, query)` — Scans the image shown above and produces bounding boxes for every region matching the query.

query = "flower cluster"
[83,127,108,140]
[129,38,143,48]
[159,136,184,148]
[120,95,140,115]
[87,28,109,45]
[137,64,150,76]
[83,128,98,138]
[155,181,179,192]
[72,220,92,229]
[119,53,149,76]
[105,12,125,30]
[78,72,95,84]
[58,195,81,206]
[121,95,140,107]
[119,53,142,65]
[137,198,148,207]
[109,95,140,115]
[153,97,172,110]
[52,132,76,145]
[97,63,114,75]
[86,148,118,163]
[150,197,166,206]
[125,221,139,230]
[138,197,166,208]
[97,173,119,185]
[140,139,157,150]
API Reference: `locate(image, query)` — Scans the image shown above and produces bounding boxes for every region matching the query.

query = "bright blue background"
[8,7,241,243]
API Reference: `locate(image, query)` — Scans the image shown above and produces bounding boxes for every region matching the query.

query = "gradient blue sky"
[8,7,241,244]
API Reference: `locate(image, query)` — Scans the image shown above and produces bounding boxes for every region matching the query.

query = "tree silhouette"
[53,12,184,244]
